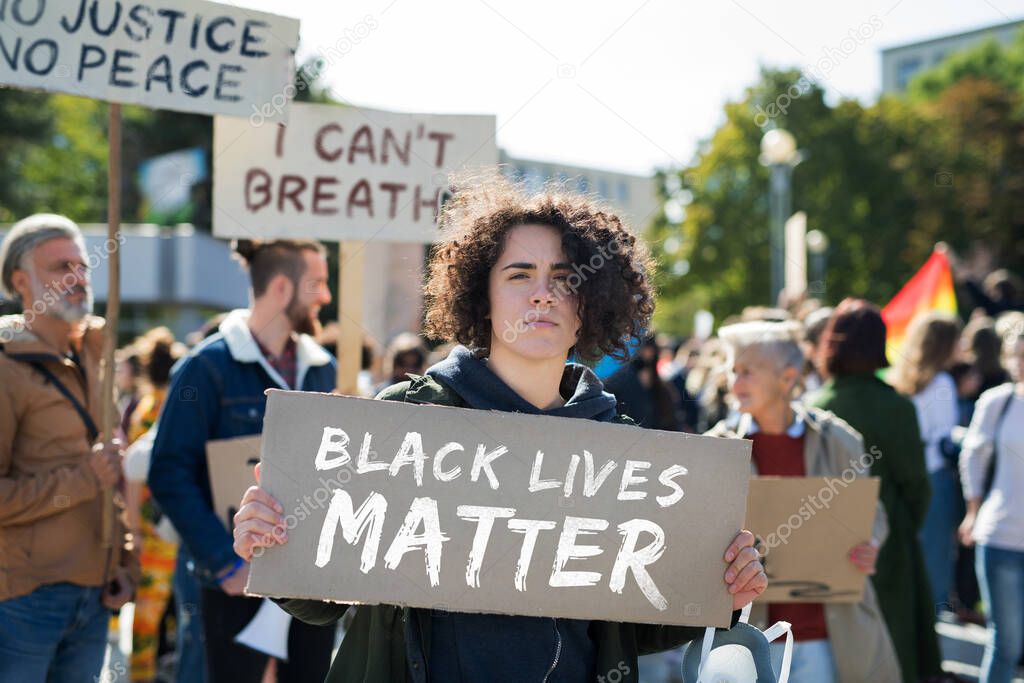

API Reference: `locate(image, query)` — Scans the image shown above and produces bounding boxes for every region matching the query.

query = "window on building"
[895,56,923,90]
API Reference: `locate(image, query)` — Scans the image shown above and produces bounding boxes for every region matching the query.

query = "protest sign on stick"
[213,102,497,243]
[247,390,752,628]
[213,101,498,392]
[745,476,881,603]
[0,0,300,120]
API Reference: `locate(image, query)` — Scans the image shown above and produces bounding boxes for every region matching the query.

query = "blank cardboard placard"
[207,435,262,530]
[213,102,497,242]
[745,477,881,603]
[247,390,752,628]
[0,0,299,120]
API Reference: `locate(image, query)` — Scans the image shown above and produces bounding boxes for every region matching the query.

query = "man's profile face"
[286,250,331,335]
[15,237,93,322]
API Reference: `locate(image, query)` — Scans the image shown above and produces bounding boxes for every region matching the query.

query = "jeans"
[173,548,207,683]
[0,583,110,683]
[769,638,836,683]
[977,544,1024,683]
[920,467,961,610]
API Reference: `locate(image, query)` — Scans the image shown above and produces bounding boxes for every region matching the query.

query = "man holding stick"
[0,214,137,682]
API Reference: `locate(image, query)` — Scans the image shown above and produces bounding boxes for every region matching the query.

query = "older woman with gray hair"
[707,320,900,683]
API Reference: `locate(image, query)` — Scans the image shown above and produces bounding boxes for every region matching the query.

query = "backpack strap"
[983,391,1016,499]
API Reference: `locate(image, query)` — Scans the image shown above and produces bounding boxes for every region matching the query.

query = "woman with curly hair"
[231,174,767,683]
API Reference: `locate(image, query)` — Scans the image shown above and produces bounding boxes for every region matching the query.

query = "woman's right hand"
[233,463,288,561]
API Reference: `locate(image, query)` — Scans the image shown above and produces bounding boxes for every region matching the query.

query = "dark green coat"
[276,374,725,683]
[809,373,941,682]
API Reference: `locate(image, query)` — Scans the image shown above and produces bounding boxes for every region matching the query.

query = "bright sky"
[237,0,1024,175]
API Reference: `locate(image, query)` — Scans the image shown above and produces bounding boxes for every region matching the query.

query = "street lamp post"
[760,129,801,305]
[806,228,829,296]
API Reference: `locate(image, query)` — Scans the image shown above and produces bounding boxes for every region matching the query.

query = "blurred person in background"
[605,334,681,431]
[809,298,942,683]
[123,327,185,682]
[888,312,962,612]
[801,306,834,395]
[0,213,137,682]
[961,316,1010,402]
[708,320,899,683]
[959,325,1024,683]
[685,337,731,433]
[116,348,142,438]
[662,340,701,433]
[374,332,428,395]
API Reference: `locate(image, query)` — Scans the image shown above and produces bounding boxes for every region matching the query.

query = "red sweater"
[751,431,829,642]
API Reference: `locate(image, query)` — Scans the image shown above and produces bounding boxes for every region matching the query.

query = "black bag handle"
[982,390,1016,499]
[2,347,100,443]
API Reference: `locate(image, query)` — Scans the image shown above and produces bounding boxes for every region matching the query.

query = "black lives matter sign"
[247,390,751,628]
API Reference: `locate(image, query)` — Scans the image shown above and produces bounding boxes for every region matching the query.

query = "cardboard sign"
[212,102,498,242]
[246,390,752,628]
[207,435,261,529]
[745,477,881,603]
[0,0,299,120]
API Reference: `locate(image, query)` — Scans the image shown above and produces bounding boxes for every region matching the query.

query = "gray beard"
[29,271,93,322]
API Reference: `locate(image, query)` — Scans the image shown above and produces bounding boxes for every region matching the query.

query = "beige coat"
[707,404,902,683]
[0,314,135,600]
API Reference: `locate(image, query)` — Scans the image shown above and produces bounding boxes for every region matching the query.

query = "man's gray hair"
[0,214,85,299]
[718,320,806,371]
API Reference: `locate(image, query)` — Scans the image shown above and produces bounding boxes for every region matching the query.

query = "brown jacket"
[0,314,134,600]
[707,404,902,683]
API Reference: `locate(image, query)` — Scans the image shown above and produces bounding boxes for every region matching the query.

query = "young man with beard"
[0,214,138,682]
[149,239,337,682]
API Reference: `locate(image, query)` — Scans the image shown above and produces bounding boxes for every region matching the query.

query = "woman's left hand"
[724,530,767,610]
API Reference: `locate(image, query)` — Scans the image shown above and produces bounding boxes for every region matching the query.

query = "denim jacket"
[149,309,335,582]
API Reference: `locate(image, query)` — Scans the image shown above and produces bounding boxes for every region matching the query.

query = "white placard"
[0,0,299,120]
[213,102,498,243]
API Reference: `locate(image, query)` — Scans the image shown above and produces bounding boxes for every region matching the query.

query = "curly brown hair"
[423,173,655,362]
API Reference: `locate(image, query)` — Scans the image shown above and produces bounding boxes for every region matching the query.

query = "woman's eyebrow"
[500,261,573,271]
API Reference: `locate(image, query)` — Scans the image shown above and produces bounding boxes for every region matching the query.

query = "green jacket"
[809,373,941,682]
[276,374,725,683]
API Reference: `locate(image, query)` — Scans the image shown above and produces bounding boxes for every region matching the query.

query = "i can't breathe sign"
[246,390,751,628]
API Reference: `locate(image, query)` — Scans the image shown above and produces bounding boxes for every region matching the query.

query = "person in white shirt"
[888,311,962,610]
[959,326,1024,683]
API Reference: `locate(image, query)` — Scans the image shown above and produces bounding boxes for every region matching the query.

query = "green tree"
[650,60,1024,336]
[0,89,55,222]
[650,69,930,334]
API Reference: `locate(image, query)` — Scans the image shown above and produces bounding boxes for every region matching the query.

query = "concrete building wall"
[881,19,1024,93]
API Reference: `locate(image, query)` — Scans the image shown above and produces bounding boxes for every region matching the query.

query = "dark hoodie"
[422,345,619,682]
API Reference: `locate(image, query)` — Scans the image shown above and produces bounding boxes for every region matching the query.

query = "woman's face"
[487,224,582,362]
[729,347,796,421]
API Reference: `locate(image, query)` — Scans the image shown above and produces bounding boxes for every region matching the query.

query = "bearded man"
[0,214,138,682]
[149,239,338,683]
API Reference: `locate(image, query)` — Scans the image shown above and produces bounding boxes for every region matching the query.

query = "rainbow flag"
[881,249,958,362]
